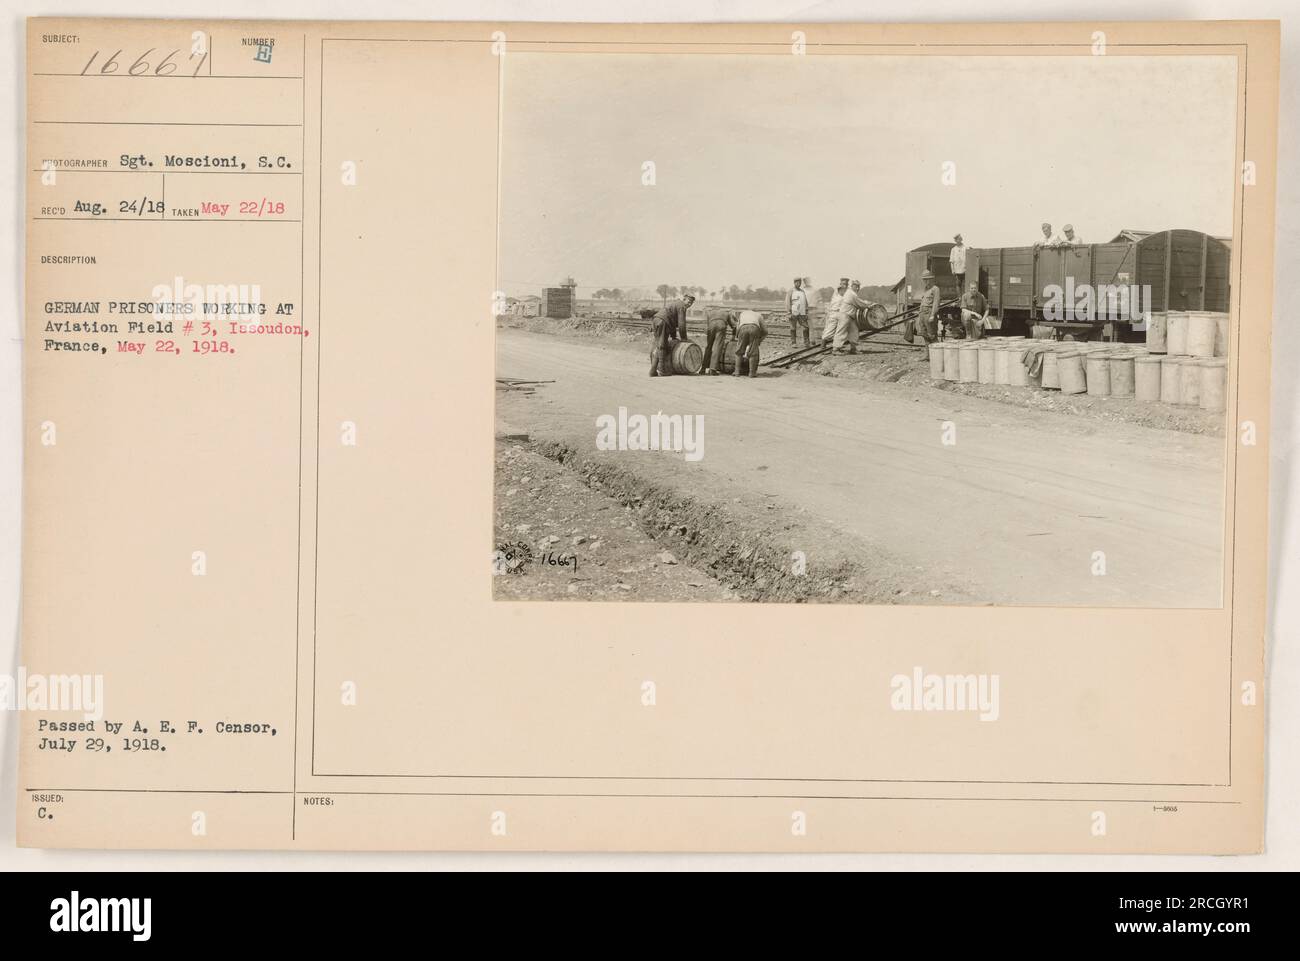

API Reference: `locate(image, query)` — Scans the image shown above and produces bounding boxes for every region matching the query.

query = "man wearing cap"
[1033,222,1054,248]
[949,234,968,292]
[649,292,695,377]
[915,270,942,343]
[821,277,849,346]
[835,280,873,354]
[784,278,810,347]
[733,309,767,378]
[1054,224,1082,246]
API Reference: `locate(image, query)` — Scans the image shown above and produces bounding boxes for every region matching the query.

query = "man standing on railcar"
[1054,223,1083,246]
[1034,222,1054,248]
[949,233,968,292]
[649,292,695,377]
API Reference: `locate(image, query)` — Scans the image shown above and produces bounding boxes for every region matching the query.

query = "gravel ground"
[493,440,737,602]
[812,352,1226,436]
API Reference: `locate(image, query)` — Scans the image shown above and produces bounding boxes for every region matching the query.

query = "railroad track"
[574,314,929,356]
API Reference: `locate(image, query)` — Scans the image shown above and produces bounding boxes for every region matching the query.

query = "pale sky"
[499,53,1238,296]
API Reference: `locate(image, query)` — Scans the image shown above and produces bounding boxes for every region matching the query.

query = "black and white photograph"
[494,51,1239,607]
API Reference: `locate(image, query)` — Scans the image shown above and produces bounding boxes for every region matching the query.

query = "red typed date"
[238,199,287,217]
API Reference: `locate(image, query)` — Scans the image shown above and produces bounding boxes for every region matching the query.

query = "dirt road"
[496,328,1226,608]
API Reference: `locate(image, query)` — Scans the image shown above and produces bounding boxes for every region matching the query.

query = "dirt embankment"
[502,437,970,605]
[494,442,736,602]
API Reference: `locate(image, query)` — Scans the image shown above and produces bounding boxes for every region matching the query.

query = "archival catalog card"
[20,18,1278,851]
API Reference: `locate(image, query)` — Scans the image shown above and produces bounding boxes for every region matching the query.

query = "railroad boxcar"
[896,229,1231,340]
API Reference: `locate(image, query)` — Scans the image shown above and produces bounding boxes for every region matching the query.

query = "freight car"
[894,229,1231,340]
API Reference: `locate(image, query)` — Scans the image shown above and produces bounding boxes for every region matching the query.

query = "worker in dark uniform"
[649,293,695,377]
[915,270,942,344]
[701,306,739,375]
[733,310,767,378]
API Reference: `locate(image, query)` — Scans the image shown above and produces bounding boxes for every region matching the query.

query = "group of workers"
[912,271,988,344]
[647,221,1083,371]
[1035,222,1083,247]
[648,293,769,378]
[909,225,1087,343]
[784,276,879,353]
[646,273,879,380]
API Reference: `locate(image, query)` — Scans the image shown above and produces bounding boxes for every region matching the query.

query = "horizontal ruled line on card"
[34,121,302,127]
[33,217,302,223]
[33,72,304,79]
[32,170,303,175]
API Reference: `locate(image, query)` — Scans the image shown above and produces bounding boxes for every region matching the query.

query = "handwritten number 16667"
[79,48,210,78]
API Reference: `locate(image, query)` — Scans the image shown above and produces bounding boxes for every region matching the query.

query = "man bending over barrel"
[701,306,740,375]
[733,310,767,378]
[649,293,695,377]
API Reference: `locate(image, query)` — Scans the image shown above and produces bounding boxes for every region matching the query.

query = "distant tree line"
[590,285,798,304]
[588,284,882,305]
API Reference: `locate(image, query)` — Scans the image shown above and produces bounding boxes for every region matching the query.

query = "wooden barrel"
[1167,311,1189,354]
[1007,345,1030,387]
[1145,312,1168,354]
[943,343,961,381]
[863,303,890,330]
[1179,359,1203,406]
[1134,355,1162,401]
[1199,358,1228,412]
[1160,357,1185,404]
[1187,311,1216,358]
[1085,353,1111,396]
[994,345,1011,385]
[958,344,980,383]
[720,340,740,373]
[1213,313,1229,357]
[1058,351,1086,394]
[670,340,704,375]
[928,342,945,380]
[1042,349,1061,390]
[1109,353,1136,397]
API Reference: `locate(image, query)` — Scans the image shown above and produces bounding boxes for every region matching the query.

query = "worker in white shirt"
[836,280,874,353]
[949,234,968,292]
[1033,222,1054,248]
[802,277,819,343]
[802,278,817,312]
[821,278,849,346]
